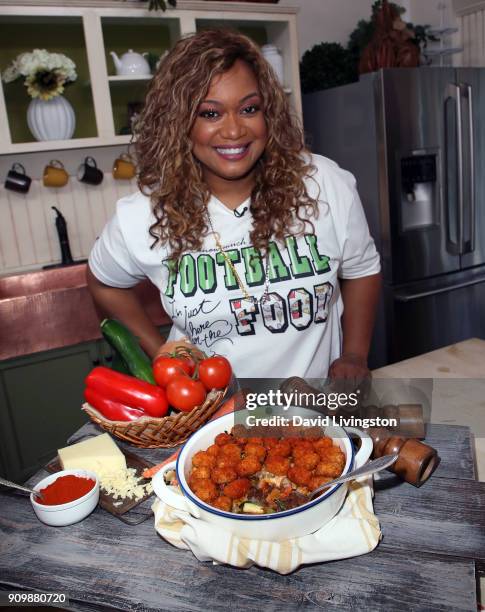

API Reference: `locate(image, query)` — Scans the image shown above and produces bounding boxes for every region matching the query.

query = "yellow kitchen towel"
[152,479,381,574]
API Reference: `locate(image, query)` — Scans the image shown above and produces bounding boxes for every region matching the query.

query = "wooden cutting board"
[45,449,154,524]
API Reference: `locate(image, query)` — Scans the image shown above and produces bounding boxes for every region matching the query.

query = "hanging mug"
[4,163,32,194]
[77,156,104,186]
[43,160,69,188]
[113,153,136,180]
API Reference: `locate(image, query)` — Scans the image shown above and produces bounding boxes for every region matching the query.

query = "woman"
[88,29,381,381]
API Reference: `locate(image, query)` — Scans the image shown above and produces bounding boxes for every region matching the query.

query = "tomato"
[153,356,193,388]
[183,355,196,377]
[198,356,232,390]
[166,375,207,412]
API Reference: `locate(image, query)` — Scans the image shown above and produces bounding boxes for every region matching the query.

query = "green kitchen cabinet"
[0,341,102,483]
[0,326,172,483]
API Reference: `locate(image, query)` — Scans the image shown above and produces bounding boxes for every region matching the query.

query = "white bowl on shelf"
[30,469,99,527]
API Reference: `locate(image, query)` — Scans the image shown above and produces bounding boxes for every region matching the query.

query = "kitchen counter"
[0,263,171,361]
[374,339,485,605]
[0,421,482,611]
[373,338,485,378]
[0,340,484,609]
[372,338,485,482]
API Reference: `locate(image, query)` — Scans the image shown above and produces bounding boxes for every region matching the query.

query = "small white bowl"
[31,469,99,527]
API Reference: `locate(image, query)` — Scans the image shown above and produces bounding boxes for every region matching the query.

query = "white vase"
[27,95,76,141]
[261,44,284,85]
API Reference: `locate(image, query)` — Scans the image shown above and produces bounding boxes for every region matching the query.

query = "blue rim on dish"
[175,414,356,521]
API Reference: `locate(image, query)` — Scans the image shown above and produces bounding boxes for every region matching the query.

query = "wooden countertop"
[372,338,485,378]
[0,422,483,611]
[372,338,485,483]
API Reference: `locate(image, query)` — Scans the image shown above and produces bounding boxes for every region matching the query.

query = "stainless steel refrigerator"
[302,67,485,368]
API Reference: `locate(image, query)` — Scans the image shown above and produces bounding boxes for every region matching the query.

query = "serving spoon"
[0,476,44,500]
[309,453,399,500]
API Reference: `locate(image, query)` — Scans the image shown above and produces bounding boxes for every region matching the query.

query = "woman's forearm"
[86,267,165,359]
[339,272,382,362]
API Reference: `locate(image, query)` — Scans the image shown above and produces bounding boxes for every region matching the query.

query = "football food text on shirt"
[163,234,333,335]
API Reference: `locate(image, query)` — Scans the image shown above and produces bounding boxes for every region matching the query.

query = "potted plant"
[136,0,278,6]
[300,42,357,94]
[134,0,176,9]
[2,49,77,141]
[300,0,437,94]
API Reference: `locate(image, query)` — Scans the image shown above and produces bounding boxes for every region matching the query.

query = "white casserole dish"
[153,410,373,542]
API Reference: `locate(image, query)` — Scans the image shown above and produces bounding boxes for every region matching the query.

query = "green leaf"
[145,0,174,11]
[300,42,356,94]
[146,0,177,10]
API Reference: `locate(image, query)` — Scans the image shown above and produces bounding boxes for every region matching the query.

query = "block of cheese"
[58,433,126,475]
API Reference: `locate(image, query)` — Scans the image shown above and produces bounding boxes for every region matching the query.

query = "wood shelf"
[108,75,152,81]
[3,135,132,154]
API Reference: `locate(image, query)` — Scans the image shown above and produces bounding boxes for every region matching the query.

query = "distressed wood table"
[0,422,483,612]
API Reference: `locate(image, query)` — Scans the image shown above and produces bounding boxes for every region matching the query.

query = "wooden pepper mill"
[279,377,440,487]
[367,427,440,488]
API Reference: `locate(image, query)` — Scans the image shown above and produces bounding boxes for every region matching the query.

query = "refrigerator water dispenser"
[400,153,438,231]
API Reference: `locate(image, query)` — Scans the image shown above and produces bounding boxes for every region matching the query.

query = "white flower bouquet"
[2,49,77,101]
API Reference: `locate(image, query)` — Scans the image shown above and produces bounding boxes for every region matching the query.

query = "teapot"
[110,50,151,76]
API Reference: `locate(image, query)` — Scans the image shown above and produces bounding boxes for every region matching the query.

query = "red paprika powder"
[38,475,96,505]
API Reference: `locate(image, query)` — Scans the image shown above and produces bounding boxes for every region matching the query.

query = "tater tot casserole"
[184,427,346,514]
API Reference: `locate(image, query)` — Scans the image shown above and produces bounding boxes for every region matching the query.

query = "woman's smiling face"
[190,59,268,189]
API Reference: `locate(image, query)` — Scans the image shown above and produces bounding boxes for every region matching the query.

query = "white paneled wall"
[0,166,137,275]
[460,8,485,65]
[0,145,138,275]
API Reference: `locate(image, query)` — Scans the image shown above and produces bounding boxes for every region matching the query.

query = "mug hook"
[12,163,26,174]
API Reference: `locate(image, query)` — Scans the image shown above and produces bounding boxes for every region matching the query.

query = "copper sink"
[0,263,171,361]
[0,264,88,299]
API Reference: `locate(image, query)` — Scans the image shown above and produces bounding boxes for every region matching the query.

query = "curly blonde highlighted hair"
[135,28,318,262]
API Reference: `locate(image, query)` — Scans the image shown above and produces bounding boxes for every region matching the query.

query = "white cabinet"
[0,1,301,154]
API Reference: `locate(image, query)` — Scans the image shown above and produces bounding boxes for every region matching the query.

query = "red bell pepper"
[84,387,145,422]
[85,366,168,418]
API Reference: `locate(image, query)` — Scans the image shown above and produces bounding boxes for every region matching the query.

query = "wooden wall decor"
[359,0,420,74]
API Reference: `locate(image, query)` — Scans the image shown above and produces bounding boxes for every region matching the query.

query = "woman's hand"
[154,336,205,362]
[329,352,369,379]
[328,353,371,394]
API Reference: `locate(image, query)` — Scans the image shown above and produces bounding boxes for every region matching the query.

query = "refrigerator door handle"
[444,83,464,255]
[393,275,485,302]
[463,83,475,253]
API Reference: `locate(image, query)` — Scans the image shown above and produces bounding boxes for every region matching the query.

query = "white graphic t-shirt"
[89,154,380,378]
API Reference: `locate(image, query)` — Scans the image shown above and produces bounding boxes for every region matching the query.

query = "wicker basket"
[83,387,227,448]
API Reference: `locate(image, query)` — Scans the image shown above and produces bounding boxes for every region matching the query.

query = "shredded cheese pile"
[96,466,153,502]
